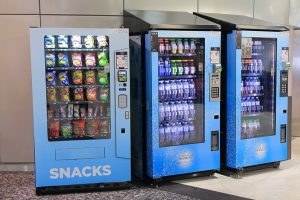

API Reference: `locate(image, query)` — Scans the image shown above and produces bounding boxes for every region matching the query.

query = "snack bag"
[61,121,72,137]
[85,70,95,85]
[46,71,56,86]
[88,106,93,118]
[57,52,69,67]
[44,35,55,48]
[74,88,84,101]
[71,52,83,67]
[72,120,86,136]
[48,120,60,137]
[45,52,56,68]
[86,119,100,135]
[85,52,96,67]
[86,87,97,101]
[70,35,82,48]
[57,35,68,48]
[54,107,60,118]
[47,107,54,119]
[72,70,82,85]
[74,105,80,118]
[97,36,108,48]
[97,52,108,67]
[98,71,109,85]
[67,104,74,118]
[80,106,87,118]
[47,88,56,102]
[58,71,70,86]
[59,88,70,102]
[60,105,68,118]
[99,88,109,101]
[83,35,95,48]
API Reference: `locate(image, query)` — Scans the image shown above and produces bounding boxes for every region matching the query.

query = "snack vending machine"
[194,13,291,174]
[30,28,131,194]
[124,10,222,180]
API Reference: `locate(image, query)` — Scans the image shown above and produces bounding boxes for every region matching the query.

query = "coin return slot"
[283,109,287,114]
[214,115,219,119]
[121,128,125,134]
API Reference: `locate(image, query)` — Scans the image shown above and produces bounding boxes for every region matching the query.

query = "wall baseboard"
[0,163,34,172]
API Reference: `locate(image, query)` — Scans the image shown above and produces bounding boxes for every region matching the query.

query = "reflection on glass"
[241,38,276,139]
[158,38,205,147]
[44,35,111,141]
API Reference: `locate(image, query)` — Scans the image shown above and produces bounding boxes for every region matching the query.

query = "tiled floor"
[176,137,300,200]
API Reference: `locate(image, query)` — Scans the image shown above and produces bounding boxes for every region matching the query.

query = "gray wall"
[0,0,297,165]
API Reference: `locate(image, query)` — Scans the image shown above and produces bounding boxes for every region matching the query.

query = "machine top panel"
[193,12,289,31]
[124,10,220,33]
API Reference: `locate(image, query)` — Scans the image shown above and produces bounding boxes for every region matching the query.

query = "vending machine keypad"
[280,70,288,97]
[210,73,221,101]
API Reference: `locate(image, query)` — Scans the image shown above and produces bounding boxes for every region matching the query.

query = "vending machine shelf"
[241,73,264,77]
[48,100,109,105]
[46,85,109,89]
[46,67,106,71]
[48,134,111,141]
[159,75,197,80]
[242,93,264,97]
[242,112,264,117]
[159,53,197,57]
[45,47,109,52]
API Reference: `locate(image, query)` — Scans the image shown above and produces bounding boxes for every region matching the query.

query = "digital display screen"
[118,70,127,82]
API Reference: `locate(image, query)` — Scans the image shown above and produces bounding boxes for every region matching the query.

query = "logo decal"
[178,151,193,168]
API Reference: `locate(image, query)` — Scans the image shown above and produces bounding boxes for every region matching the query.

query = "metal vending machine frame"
[124,10,222,182]
[30,28,131,194]
[194,12,291,176]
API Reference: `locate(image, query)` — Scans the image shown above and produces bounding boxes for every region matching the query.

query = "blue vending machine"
[194,13,292,175]
[124,10,222,181]
[29,28,131,194]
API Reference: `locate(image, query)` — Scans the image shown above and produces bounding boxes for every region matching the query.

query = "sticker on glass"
[210,47,220,64]
[242,38,252,58]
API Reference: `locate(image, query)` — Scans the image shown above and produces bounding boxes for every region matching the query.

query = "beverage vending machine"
[124,10,222,181]
[30,28,131,194]
[194,12,291,175]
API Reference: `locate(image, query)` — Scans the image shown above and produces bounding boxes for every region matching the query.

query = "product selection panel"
[115,51,129,108]
[280,70,288,97]
[210,73,221,102]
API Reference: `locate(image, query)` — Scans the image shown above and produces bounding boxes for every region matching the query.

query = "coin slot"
[214,115,219,119]
[121,128,126,134]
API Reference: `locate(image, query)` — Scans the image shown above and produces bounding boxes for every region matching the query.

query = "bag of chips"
[44,35,55,48]
[47,88,56,102]
[97,52,108,67]
[72,120,86,136]
[85,52,96,67]
[45,52,56,68]
[98,71,109,85]
[88,106,93,118]
[47,107,54,119]
[59,88,70,102]
[71,52,83,67]
[57,52,69,67]
[48,120,60,137]
[86,119,100,135]
[58,71,70,86]
[80,106,87,118]
[87,87,97,101]
[61,121,72,137]
[46,71,56,86]
[72,70,82,85]
[99,88,109,102]
[74,88,84,101]
[97,36,108,48]
[60,105,68,118]
[71,35,82,48]
[83,36,95,48]
[57,35,68,48]
[85,70,96,85]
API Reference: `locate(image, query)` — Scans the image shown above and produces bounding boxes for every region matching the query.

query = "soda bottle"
[258,59,263,73]
[164,58,171,77]
[159,58,165,77]
[176,101,183,120]
[188,79,195,98]
[170,101,178,122]
[159,39,165,54]
[189,60,196,75]
[177,60,184,76]
[170,122,178,145]
[159,102,165,123]
[188,121,195,141]
[251,97,256,112]
[241,59,245,73]
[177,121,184,142]
[164,122,171,145]
[255,97,260,112]
[158,81,165,101]
[164,80,171,100]
[241,98,245,113]
[241,120,247,136]
[188,100,195,120]
[170,80,177,99]
[183,60,190,75]
[177,39,183,54]
[249,77,254,94]
[170,39,177,54]
[182,100,189,121]
[176,80,184,99]
[164,39,171,54]
[182,121,189,142]
[164,102,171,122]
[171,60,177,76]
[182,79,189,98]
[159,124,165,145]
[190,39,196,53]
[241,79,244,95]
[183,39,190,54]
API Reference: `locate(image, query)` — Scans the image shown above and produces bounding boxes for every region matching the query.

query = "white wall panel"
[0,0,39,14]
[198,0,253,17]
[0,15,40,163]
[124,0,197,13]
[254,0,289,24]
[40,0,123,15]
[41,16,122,28]
[289,0,300,26]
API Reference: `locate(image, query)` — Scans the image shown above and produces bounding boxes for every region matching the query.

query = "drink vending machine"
[30,28,131,194]
[124,10,222,181]
[194,12,291,175]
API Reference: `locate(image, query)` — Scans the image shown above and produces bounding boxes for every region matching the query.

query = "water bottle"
[182,79,190,98]
[165,58,171,77]
[241,120,247,135]
[170,101,177,122]
[183,121,189,142]
[249,77,254,94]
[257,78,261,93]
[188,79,196,98]
[164,102,171,121]
[177,121,184,142]
[258,59,263,73]
[176,101,183,120]
[170,80,178,100]
[164,80,171,100]
[251,97,256,112]
[241,79,244,95]
[253,59,258,73]
[164,122,171,144]
[170,122,178,145]
[159,58,165,77]
[159,124,165,145]
[158,81,165,101]
[182,101,189,121]
[241,98,245,113]
[246,97,251,112]
[249,60,253,73]
[188,121,195,141]
[188,100,195,121]
[255,97,260,112]
[159,102,165,123]
[177,80,184,99]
